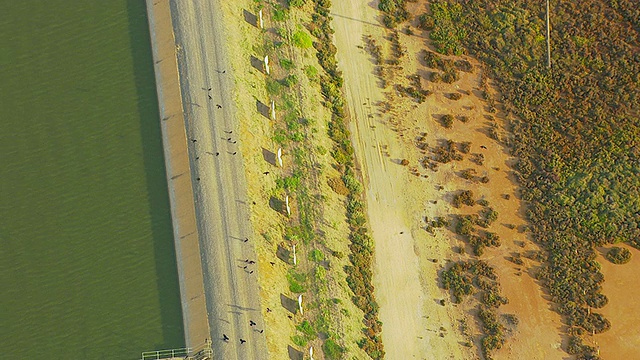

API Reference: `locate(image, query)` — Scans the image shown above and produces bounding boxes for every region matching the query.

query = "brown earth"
[595,244,640,359]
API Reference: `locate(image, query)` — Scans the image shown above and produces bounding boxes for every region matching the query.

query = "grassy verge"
[248,0,381,358]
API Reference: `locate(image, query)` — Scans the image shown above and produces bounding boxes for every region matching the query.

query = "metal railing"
[141,339,212,360]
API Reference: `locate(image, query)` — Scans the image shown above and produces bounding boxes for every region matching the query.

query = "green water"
[0,1,184,358]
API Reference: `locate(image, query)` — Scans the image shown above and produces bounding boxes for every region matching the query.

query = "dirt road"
[332,2,431,359]
[169,1,268,359]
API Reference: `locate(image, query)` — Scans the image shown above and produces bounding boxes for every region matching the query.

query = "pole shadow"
[277,244,291,264]
[287,345,304,360]
[243,9,258,27]
[262,147,277,166]
[256,99,271,119]
[250,55,265,73]
[269,196,286,214]
[280,294,299,314]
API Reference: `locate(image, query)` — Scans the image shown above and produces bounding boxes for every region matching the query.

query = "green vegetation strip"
[254,0,385,358]
[311,0,384,358]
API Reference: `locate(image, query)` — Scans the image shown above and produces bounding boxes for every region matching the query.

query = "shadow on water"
[126,0,185,350]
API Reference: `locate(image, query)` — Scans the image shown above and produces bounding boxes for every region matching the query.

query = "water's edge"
[145,0,210,349]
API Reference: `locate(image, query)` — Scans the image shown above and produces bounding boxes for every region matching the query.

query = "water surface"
[0,1,184,358]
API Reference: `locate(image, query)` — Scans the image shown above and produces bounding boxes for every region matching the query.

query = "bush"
[292,30,313,48]
[304,65,318,80]
[606,246,632,264]
[429,72,442,82]
[287,272,306,293]
[291,335,307,347]
[459,141,471,154]
[343,174,363,193]
[426,2,466,55]
[453,190,475,208]
[308,249,325,262]
[288,0,306,7]
[266,78,282,95]
[296,320,317,338]
[284,74,298,87]
[441,114,454,128]
[454,59,473,72]
[328,177,349,195]
[323,339,345,360]
[280,58,295,70]
[442,71,459,83]
[423,50,443,68]
[272,6,288,21]
[417,13,434,30]
[461,168,476,179]
[449,93,462,100]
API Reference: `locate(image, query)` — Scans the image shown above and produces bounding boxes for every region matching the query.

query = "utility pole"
[546,0,551,68]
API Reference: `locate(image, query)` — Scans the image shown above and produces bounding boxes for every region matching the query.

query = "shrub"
[433,140,461,163]
[423,50,442,68]
[287,272,306,293]
[323,339,345,360]
[442,71,459,83]
[453,190,475,208]
[276,173,301,191]
[291,335,307,346]
[280,58,295,70]
[606,247,632,264]
[292,30,313,48]
[308,249,325,262]
[429,72,442,82]
[343,174,363,193]
[272,6,288,21]
[288,0,306,7]
[284,74,298,87]
[454,59,473,72]
[296,320,317,338]
[441,114,454,128]
[417,13,434,30]
[448,93,462,100]
[304,65,318,80]
[455,215,475,236]
[484,207,498,223]
[427,1,466,55]
[461,168,476,179]
[471,153,484,165]
[459,141,471,153]
[272,129,287,145]
[327,177,349,195]
[266,78,282,95]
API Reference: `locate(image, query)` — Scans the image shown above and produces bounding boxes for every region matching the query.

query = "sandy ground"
[332,2,471,359]
[595,245,640,358]
[168,0,268,358]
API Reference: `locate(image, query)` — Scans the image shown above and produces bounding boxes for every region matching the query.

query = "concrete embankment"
[144,0,209,349]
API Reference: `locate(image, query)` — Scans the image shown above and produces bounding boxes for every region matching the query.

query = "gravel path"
[169,1,268,358]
